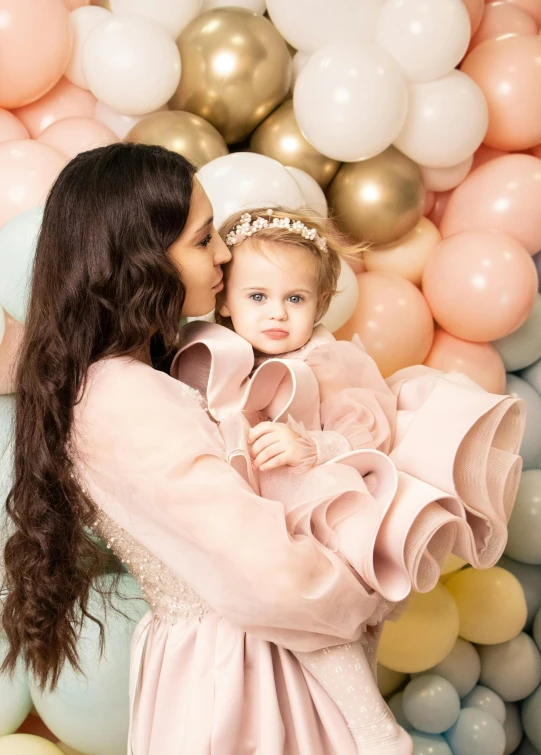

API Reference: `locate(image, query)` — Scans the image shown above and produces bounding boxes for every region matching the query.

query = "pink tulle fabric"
[70,322,525,754]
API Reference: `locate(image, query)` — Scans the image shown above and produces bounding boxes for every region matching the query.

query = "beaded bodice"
[93,509,210,624]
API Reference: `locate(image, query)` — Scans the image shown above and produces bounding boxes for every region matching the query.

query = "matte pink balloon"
[334,271,435,377]
[469,1,538,50]
[0,310,24,394]
[440,154,541,254]
[461,35,541,151]
[427,190,452,228]
[507,0,541,26]
[0,140,66,230]
[471,144,507,171]
[424,191,436,216]
[0,110,29,143]
[0,0,72,110]
[424,328,506,394]
[12,78,96,139]
[38,116,117,159]
[422,231,538,342]
[462,0,485,33]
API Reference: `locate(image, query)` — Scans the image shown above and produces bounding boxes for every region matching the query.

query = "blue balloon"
[506,375,541,470]
[0,206,43,323]
[410,731,452,755]
[503,702,523,755]
[389,691,412,731]
[504,471,541,564]
[403,675,460,735]
[462,686,505,725]
[521,356,541,397]
[522,680,541,751]
[444,708,505,755]
[498,556,541,631]
[0,394,15,508]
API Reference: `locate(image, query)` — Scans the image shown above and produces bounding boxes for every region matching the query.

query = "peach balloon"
[12,78,96,139]
[469,1,538,50]
[461,35,541,151]
[0,140,66,230]
[364,218,442,288]
[0,310,24,394]
[424,329,507,393]
[421,155,473,192]
[440,154,541,254]
[471,143,507,171]
[334,271,435,377]
[427,190,452,228]
[0,110,29,143]
[64,0,90,7]
[424,191,436,216]
[38,116,116,159]
[423,231,538,342]
[0,0,73,110]
[507,0,541,26]
[462,0,485,33]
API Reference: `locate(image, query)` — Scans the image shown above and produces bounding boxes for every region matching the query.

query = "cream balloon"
[65,6,110,90]
[202,0,266,11]
[110,0,202,38]
[294,43,408,162]
[267,0,383,53]
[320,260,359,333]
[421,156,474,192]
[196,152,304,229]
[83,15,181,115]
[376,0,471,82]
[94,101,168,140]
[292,50,311,87]
[364,217,441,287]
[394,71,489,168]
[0,736,64,754]
[285,167,327,217]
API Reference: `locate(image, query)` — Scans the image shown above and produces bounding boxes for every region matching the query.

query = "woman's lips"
[212,279,224,292]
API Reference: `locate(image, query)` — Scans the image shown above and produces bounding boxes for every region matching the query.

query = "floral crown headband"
[225,209,328,252]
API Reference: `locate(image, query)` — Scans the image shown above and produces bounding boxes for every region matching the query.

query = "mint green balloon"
[0,206,43,323]
[505,471,541,564]
[462,686,505,725]
[411,732,452,755]
[403,675,460,735]
[30,574,148,755]
[498,556,541,632]
[506,376,541,470]
[0,636,32,735]
[0,395,15,509]
[445,708,505,755]
[522,683,541,752]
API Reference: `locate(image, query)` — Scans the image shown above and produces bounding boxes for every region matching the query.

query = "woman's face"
[168,180,231,318]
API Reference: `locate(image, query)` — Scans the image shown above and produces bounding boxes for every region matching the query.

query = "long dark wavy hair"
[1,142,196,691]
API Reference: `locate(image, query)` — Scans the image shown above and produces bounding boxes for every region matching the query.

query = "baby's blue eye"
[288,295,304,304]
[249,293,265,302]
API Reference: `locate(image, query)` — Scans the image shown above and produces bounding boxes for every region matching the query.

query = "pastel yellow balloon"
[0,735,64,754]
[378,584,460,673]
[364,217,441,288]
[441,553,467,577]
[445,566,527,644]
[377,664,408,697]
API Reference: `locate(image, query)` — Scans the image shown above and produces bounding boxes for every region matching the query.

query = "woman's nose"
[215,236,231,265]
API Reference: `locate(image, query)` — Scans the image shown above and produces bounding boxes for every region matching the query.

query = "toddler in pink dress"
[171,207,525,754]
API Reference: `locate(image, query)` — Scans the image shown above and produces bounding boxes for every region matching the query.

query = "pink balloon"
[461,35,541,151]
[469,1,538,50]
[38,116,117,159]
[507,0,541,26]
[424,328,506,394]
[0,110,29,143]
[0,140,66,230]
[0,0,72,110]
[12,78,96,139]
[334,271,435,377]
[440,154,541,254]
[422,231,538,342]
[462,0,485,33]
[427,190,452,228]
[424,191,436,216]
[470,144,507,171]
[0,309,24,394]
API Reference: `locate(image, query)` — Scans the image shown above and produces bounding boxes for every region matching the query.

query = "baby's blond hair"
[217,206,366,324]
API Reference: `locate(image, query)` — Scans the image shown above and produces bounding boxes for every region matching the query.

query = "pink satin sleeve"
[72,357,386,652]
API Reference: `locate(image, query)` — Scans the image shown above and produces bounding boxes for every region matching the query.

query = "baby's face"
[218,240,320,355]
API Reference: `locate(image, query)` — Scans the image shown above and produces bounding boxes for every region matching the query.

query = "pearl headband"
[225,209,328,252]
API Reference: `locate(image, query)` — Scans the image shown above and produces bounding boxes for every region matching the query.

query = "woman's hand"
[248,422,315,472]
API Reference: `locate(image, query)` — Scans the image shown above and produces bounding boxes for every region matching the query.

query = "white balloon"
[292,50,311,88]
[66,6,111,90]
[294,43,408,162]
[267,0,383,53]
[94,101,168,140]
[394,71,489,168]
[421,155,473,192]
[196,152,304,229]
[285,166,328,217]
[83,15,181,115]
[111,0,202,39]
[321,260,359,333]
[201,0,266,13]
[376,0,470,82]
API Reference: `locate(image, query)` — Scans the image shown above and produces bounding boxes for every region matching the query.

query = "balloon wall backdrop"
[0,0,540,752]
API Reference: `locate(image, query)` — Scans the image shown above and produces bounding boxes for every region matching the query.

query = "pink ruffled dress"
[71,321,524,755]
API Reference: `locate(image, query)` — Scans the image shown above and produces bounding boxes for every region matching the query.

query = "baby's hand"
[248,422,308,472]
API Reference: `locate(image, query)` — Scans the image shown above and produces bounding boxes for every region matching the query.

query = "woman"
[2,143,385,754]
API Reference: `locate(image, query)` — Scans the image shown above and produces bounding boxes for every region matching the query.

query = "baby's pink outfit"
[71,321,524,754]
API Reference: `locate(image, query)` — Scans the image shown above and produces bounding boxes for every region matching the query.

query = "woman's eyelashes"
[197,232,213,248]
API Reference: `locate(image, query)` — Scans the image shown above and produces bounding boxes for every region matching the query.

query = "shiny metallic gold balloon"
[328,147,426,246]
[90,0,111,9]
[125,111,228,169]
[250,100,340,188]
[170,8,292,144]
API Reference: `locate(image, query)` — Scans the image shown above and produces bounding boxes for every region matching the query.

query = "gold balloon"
[328,146,426,246]
[90,0,111,9]
[125,111,228,169]
[170,8,292,144]
[250,100,340,189]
